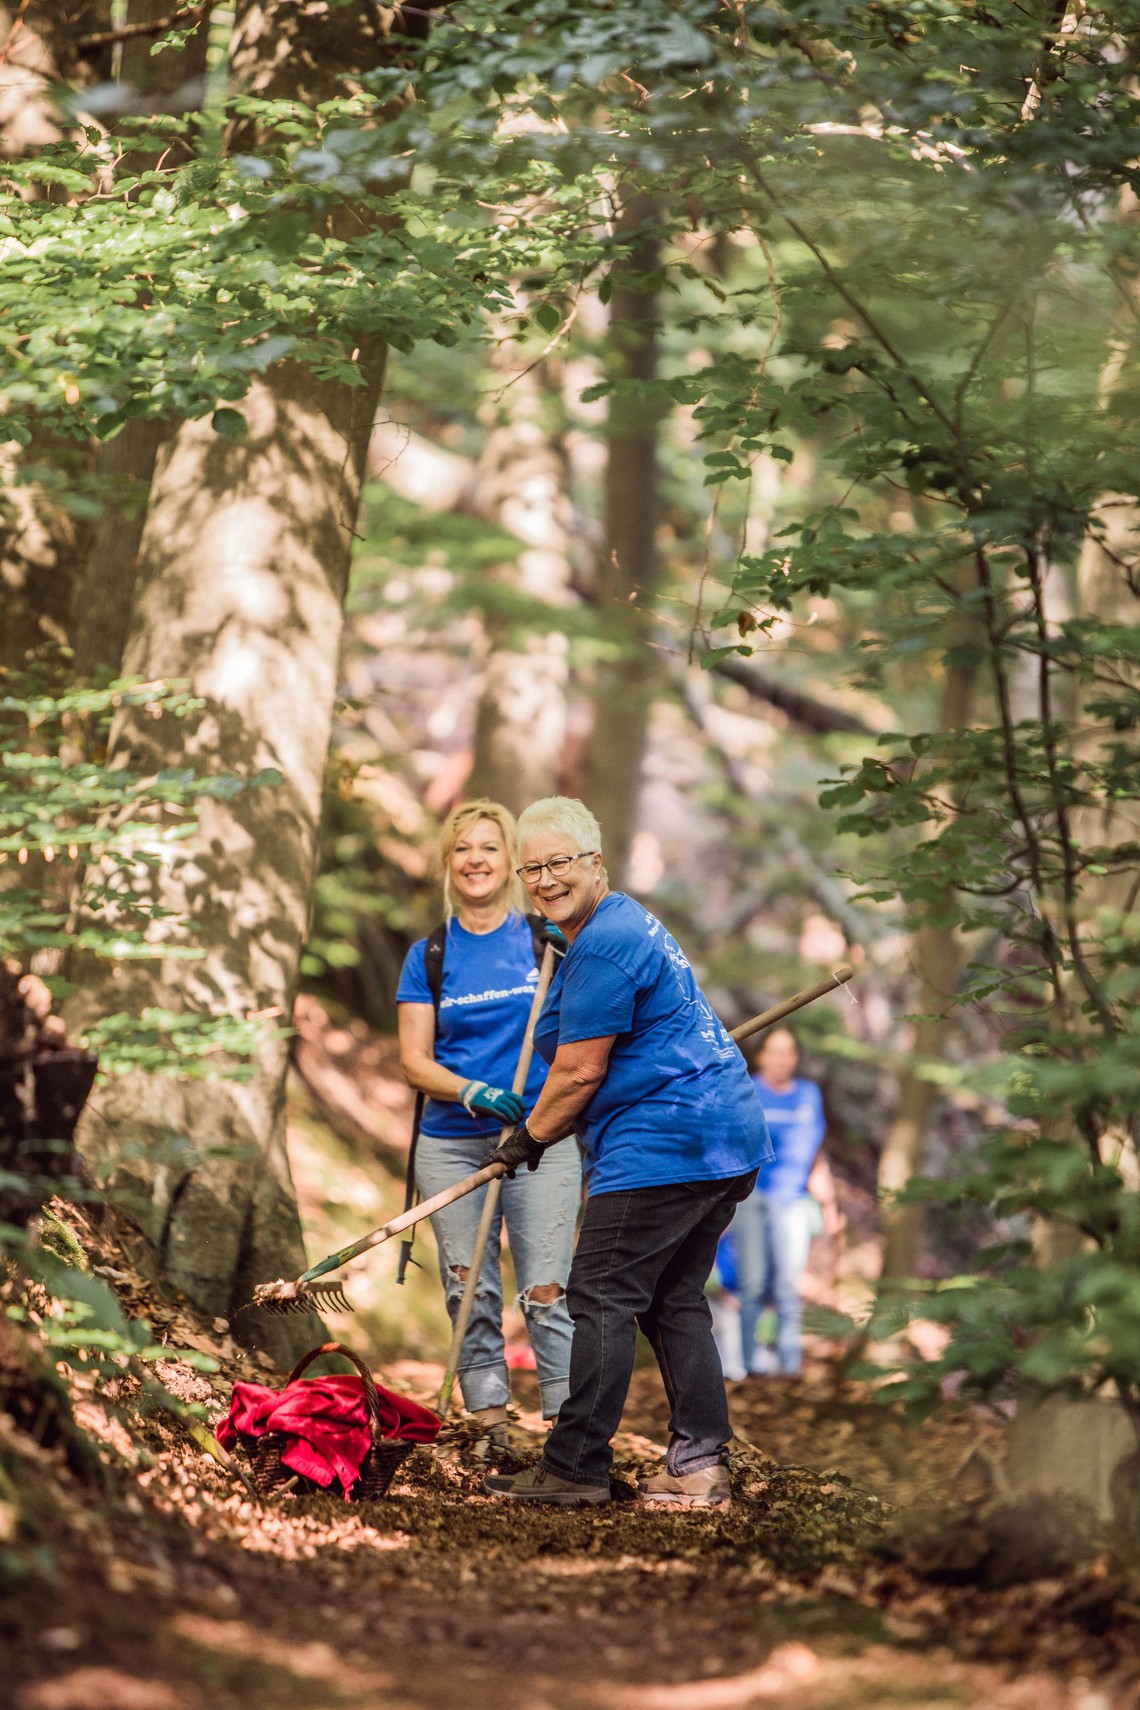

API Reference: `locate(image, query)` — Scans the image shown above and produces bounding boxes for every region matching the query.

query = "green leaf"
[211,408,248,440]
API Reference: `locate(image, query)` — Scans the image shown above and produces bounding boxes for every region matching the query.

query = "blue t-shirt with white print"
[532,893,772,1194]
[396,914,549,1139]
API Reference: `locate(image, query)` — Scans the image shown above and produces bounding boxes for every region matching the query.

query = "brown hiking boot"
[482,1463,610,1506]
[636,1463,731,1509]
[470,1421,511,1464]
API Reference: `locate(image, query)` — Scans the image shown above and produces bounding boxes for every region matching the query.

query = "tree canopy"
[3,0,1139,1404]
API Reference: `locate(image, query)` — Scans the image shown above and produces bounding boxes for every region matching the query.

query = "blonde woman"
[397,800,581,1450]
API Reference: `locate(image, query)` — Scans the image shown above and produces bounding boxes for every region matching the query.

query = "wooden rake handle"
[436,943,558,1415]
[729,964,854,1048]
[295,963,853,1290]
[296,1161,507,1286]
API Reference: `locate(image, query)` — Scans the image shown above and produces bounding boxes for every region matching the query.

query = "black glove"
[541,920,568,952]
[482,1122,546,1178]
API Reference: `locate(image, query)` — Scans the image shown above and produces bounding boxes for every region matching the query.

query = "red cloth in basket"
[217,1374,440,1496]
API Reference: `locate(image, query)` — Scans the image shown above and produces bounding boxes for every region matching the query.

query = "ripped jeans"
[416,1131,582,1418]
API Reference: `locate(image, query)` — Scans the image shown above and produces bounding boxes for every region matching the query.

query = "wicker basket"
[247,1341,416,1501]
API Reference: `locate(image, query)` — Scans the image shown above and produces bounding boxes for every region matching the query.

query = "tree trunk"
[0,7,112,666]
[877,641,978,1279]
[877,916,964,1278]
[72,419,168,677]
[71,3,213,677]
[580,193,662,886]
[68,0,426,1363]
[1071,192,1140,937]
[0,4,112,155]
[119,0,209,133]
[0,440,89,669]
[467,306,575,813]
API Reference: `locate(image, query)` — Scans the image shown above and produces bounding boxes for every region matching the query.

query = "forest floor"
[6,1196,1140,1710]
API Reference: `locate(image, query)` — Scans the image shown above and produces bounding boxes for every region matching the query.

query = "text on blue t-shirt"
[396,914,549,1139]
[532,893,771,1193]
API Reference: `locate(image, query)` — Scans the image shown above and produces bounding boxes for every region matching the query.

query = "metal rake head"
[249,1278,353,1316]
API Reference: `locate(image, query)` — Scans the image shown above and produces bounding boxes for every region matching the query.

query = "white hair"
[516,796,603,857]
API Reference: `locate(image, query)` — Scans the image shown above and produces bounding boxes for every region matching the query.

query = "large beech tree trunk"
[71,3,212,676]
[580,194,662,887]
[1,4,206,677]
[72,418,168,677]
[71,360,384,1359]
[69,0,430,1362]
[0,6,112,667]
[0,440,89,669]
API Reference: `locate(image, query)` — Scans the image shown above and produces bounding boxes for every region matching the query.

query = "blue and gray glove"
[541,921,568,952]
[459,1081,525,1124]
[482,1122,546,1178]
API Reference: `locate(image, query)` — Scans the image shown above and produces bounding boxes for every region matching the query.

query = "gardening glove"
[541,921,568,952]
[482,1122,546,1178]
[460,1081,525,1124]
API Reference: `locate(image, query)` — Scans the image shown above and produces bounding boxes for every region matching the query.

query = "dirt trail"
[7,1338,1140,1710]
[2,1200,1136,1709]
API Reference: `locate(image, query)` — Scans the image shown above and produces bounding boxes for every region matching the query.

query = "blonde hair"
[437,799,525,918]
[516,797,604,865]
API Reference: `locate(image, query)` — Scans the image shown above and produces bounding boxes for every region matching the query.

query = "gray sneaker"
[482,1463,610,1506]
[636,1463,731,1509]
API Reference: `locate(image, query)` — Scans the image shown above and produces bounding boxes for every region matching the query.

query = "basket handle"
[285,1340,382,1447]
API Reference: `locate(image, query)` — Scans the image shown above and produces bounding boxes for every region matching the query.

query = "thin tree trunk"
[877,639,978,1279]
[468,304,574,812]
[1071,192,1140,950]
[69,0,431,1363]
[1065,189,1140,1153]
[877,917,964,1278]
[580,192,661,886]
[119,0,209,130]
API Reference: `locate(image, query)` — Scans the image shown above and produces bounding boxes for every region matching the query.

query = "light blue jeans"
[416,1132,581,1417]
[732,1192,816,1375]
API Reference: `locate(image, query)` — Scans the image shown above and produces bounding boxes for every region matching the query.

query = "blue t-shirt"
[532,893,772,1194]
[396,914,549,1139]
[752,1076,825,1199]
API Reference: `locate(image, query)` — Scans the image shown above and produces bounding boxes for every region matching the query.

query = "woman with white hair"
[397,799,581,1451]
[481,796,771,1508]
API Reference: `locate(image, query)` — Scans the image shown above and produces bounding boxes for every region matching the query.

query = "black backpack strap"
[423,920,447,1009]
[397,922,448,1285]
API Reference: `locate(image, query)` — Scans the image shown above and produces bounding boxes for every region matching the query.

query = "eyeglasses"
[516,851,597,886]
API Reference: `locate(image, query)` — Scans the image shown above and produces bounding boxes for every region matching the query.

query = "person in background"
[396,799,582,1453]
[729,1026,839,1379]
[480,796,772,1509]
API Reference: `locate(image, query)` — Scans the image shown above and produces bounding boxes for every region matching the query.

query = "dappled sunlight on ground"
[6,1186,1140,1710]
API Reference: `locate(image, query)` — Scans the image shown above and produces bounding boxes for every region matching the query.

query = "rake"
[435,942,557,1415]
[249,962,855,1317]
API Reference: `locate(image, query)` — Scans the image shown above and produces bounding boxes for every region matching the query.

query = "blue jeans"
[416,1131,581,1417]
[733,1192,815,1375]
[542,1171,757,1487]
